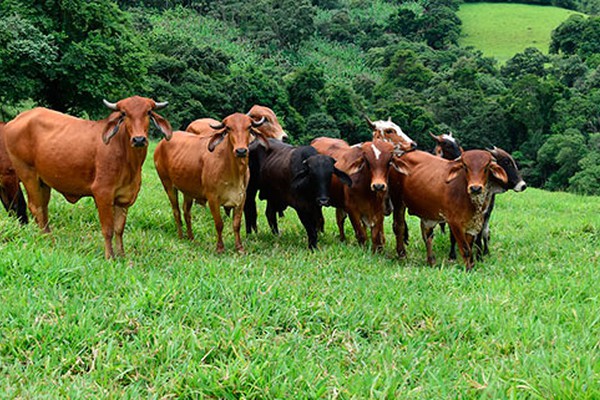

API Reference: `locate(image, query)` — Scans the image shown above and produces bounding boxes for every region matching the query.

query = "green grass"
[458,3,584,64]
[0,141,598,397]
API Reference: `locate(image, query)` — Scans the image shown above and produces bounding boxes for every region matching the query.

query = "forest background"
[1,0,599,194]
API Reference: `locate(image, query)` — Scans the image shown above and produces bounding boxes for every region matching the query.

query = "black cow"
[245,139,351,249]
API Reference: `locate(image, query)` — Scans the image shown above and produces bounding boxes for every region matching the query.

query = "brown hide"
[389,150,507,270]
[311,137,396,252]
[154,113,267,253]
[186,105,287,141]
[4,96,173,258]
[0,122,27,223]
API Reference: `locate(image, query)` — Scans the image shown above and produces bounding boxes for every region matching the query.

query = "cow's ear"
[291,162,310,191]
[251,128,270,150]
[208,131,227,152]
[344,156,365,176]
[489,162,508,184]
[334,167,352,187]
[391,157,409,175]
[150,111,173,141]
[102,112,124,144]
[446,161,463,183]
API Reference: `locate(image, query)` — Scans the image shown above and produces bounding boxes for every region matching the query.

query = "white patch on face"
[373,120,414,144]
[371,143,381,160]
[441,134,456,144]
[514,180,527,192]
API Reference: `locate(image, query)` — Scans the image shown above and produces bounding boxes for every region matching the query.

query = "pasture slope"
[0,141,598,398]
[458,3,583,64]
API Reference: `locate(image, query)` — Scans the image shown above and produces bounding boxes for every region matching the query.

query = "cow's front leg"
[113,205,128,257]
[450,225,474,271]
[94,196,115,259]
[392,203,407,258]
[347,210,367,246]
[232,204,244,253]
[208,198,225,253]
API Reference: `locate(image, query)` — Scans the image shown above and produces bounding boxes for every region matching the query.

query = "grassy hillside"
[0,141,598,397]
[458,3,583,63]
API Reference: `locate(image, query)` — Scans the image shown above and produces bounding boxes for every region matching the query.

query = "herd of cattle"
[0,95,527,270]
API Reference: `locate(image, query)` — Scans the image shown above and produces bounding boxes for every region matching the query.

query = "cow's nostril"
[317,197,329,206]
[470,185,482,194]
[131,136,148,147]
[372,183,386,192]
[235,148,248,157]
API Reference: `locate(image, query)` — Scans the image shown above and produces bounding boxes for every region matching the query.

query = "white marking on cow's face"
[371,143,381,160]
[373,120,413,144]
[441,133,456,144]
[513,180,527,192]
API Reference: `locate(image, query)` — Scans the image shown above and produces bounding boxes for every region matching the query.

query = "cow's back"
[258,141,294,203]
[185,118,220,136]
[154,131,210,200]
[4,108,105,196]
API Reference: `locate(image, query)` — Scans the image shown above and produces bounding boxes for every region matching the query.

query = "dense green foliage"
[1,0,599,195]
[0,143,598,397]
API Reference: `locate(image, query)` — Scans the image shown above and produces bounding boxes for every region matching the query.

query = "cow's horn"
[486,146,499,156]
[210,122,226,130]
[103,99,118,110]
[364,115,376,129]
[154,101,168,110]
[251,116,266,127]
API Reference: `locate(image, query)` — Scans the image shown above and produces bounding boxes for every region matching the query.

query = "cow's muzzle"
[371,183,387,192]
[469,185,483,194]
[514,181,527,192]
[235,148,248,158]
[131,136,148,147]
[317,197,330,206]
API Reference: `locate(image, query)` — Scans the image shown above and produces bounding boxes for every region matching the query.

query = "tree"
[1,0,148,116]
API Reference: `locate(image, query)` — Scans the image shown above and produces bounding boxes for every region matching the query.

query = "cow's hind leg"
[164,183,184,239]
[113,206,128,257]
[420,220,436,266]
[23,178,51,232]
[266,201,279,235]
[182,195,194,240]
[336,208,347,242]
[393,204,407,258]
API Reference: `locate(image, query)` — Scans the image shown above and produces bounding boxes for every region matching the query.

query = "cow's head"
[207,113,268,157]
[338,140,397,193]
[102,96,172,147]
[102,96,173,147]
[447,150,508,198]
[292,153,352,206]
[486,146,527,192]
[430,131,463,160]
[247,105,289,142]
[366,116,417,153]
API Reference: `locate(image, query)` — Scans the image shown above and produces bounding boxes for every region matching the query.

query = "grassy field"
[0,141,598,397]
[458,3,583,64]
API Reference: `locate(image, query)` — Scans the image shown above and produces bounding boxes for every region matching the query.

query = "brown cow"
[311,137,399,252]
[186,104,288,141]
[154,113,268,253]
[389,150,508,271]
[366,116,417,152]
[0,122,27,224]
[4,96,172,258]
